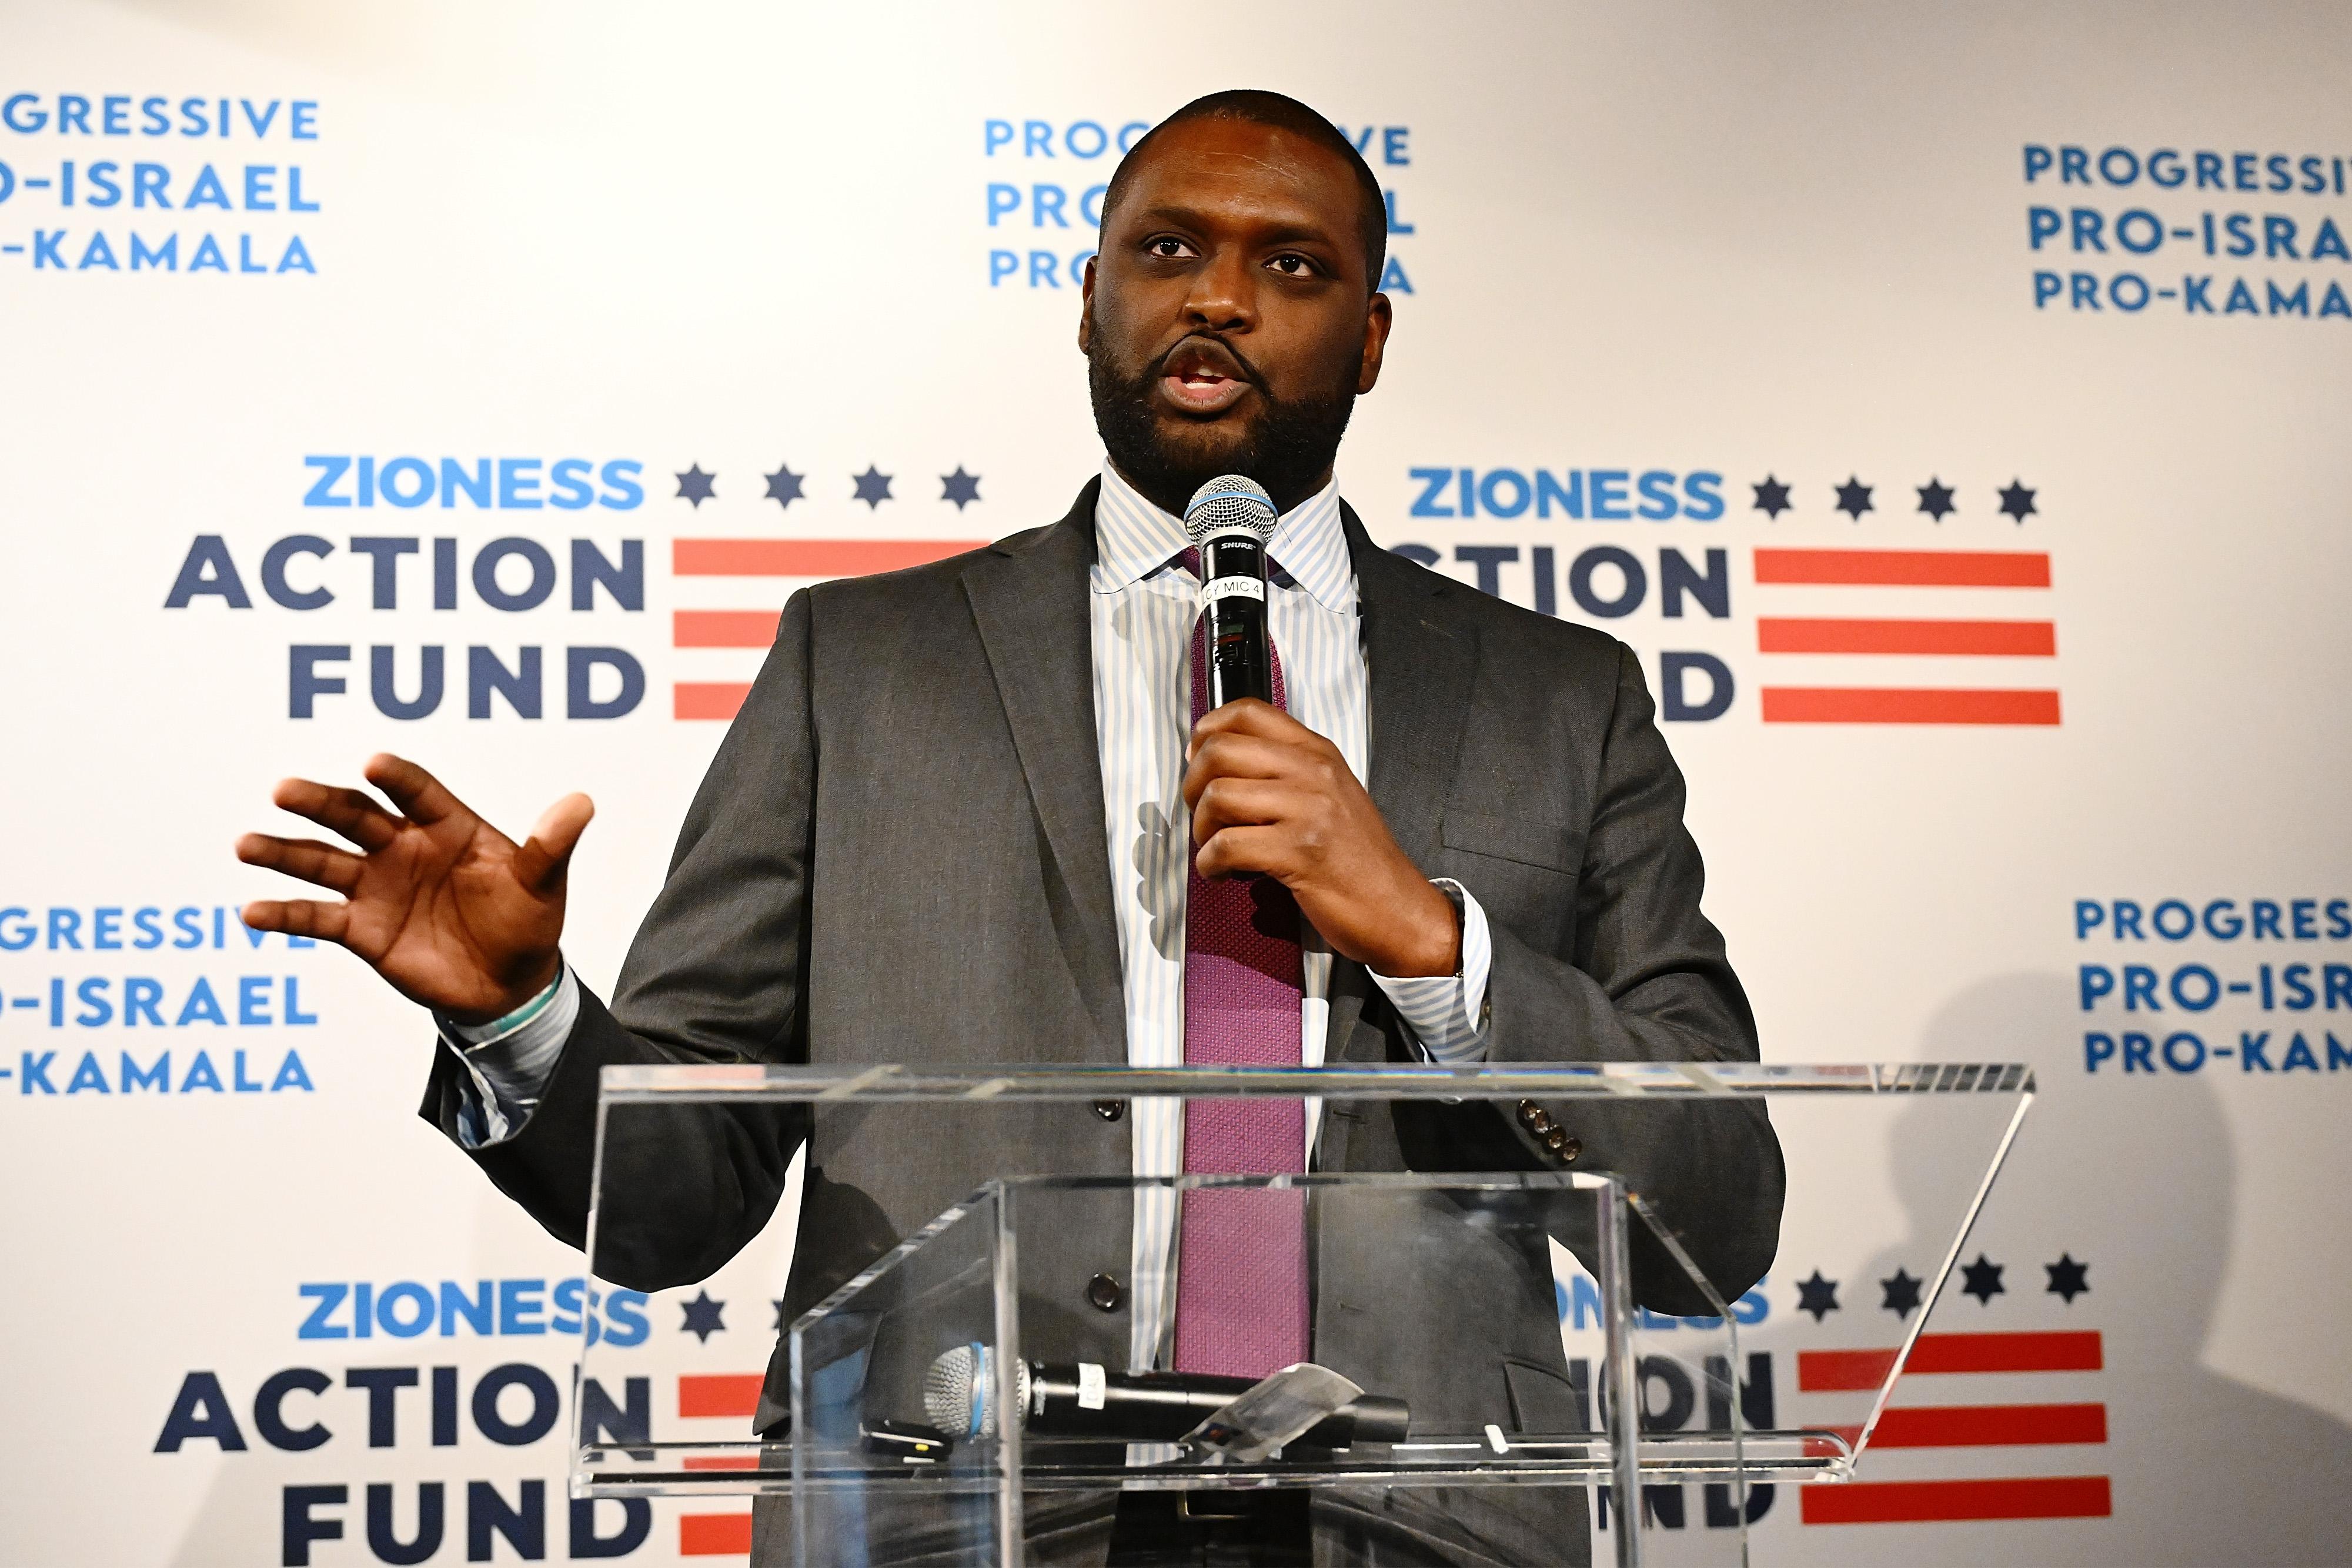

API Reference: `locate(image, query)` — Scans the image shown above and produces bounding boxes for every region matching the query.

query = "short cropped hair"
[1099,89,1388,286]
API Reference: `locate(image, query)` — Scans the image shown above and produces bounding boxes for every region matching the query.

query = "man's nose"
[1183,249,1257,333]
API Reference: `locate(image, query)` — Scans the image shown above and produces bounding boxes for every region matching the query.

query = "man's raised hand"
[236,754,592,1026]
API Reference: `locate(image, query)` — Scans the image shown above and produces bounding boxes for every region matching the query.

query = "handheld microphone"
[921,1344,1409,1449]
[1182,474,1280,708]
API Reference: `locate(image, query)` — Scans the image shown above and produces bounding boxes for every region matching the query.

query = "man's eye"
[1268,253,1319,277]
[1145,236,1193,259]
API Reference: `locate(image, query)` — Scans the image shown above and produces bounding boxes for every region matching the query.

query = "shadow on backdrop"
[1851,975,2352,1566]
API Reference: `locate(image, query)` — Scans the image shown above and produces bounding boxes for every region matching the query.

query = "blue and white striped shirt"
[1088,463,1492,1372]
[443,462,1495,1373]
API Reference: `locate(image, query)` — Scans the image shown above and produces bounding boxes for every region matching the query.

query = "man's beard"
[1087,340,1358,518]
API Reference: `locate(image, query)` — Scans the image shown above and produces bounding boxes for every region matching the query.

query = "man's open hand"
[236,754,592,1025]
[1182,699,1459,977]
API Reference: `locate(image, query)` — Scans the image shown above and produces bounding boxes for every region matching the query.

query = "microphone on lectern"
[921,1343,1409,1448]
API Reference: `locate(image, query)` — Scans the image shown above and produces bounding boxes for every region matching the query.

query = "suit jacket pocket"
[1442,810,1584,875]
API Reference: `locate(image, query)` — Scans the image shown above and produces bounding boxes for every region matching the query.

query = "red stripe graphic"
[674,610,783,648]
[1824,1402,2108,1449]
[670,541,982,722]
[674,539,983,577]
[1801,1476,2112,1524]
[1757,618,2056,656]
[1800,1330,2104,1392]
[679,1373,766,1419]
[1760,687,2062,726]
[1754,547,2051,587]
[681,1454,763,1470]
[680,1513,754,1554]
[675,683,754,722]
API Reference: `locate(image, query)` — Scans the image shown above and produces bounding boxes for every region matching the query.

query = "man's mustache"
[1154,334,1262,389]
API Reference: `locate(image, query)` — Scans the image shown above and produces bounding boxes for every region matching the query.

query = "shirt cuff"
[436,964,578,1149]
[1368,879,1492,1063]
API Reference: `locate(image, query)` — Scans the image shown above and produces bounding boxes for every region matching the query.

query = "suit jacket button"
[1093,1099,1127,1122]
[1558,1136,1582,1163]
[1085,1273,1124,1312]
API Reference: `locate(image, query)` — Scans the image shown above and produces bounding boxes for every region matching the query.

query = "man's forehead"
[1114,120,1356,225]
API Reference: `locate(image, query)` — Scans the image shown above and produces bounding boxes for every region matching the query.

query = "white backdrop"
[3,1,2349,1563]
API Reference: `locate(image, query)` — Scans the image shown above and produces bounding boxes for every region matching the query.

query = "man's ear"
[1357,291,1394,394]
[1077,255,1098,353]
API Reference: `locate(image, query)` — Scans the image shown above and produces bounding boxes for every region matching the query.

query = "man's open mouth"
[1157,339,1255,414]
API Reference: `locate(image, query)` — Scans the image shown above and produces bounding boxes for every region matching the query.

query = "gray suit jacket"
[423,480,1782,1566]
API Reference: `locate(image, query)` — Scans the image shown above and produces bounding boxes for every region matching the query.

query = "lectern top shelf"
[594,1058,2036,1102]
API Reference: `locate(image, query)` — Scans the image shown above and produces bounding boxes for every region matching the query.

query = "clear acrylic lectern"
[572,1062,2033,1566]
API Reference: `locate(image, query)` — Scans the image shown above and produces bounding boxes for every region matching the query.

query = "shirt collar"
[1092,461,1354,614]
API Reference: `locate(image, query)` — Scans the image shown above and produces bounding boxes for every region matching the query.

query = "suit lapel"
[1326,504,1480,1066]
[954,493,1475,1072]
[961,482,1127,1062]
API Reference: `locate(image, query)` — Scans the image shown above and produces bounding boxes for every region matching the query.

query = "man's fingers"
[269,779,400,850]
[1189,778,1303,842]
[240,899,352,945]
[1194,824,1291,882]
[236,833,366,894]
[1190,698,1313,745]
[510,792,595,896]
[1181,733,1308,805]
[363,753,469,828]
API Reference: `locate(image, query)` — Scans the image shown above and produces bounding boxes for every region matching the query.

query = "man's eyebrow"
[1125,204,1343,249]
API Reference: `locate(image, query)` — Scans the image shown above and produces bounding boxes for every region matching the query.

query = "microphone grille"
[923,1343,981,1436]
[923,1343,1027,1439]
[1182,474,1277,544]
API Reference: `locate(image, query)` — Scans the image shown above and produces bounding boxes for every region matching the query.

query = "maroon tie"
[1172,549,1311,1379]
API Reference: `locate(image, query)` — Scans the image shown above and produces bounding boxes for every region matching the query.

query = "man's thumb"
[514,792,595,894]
